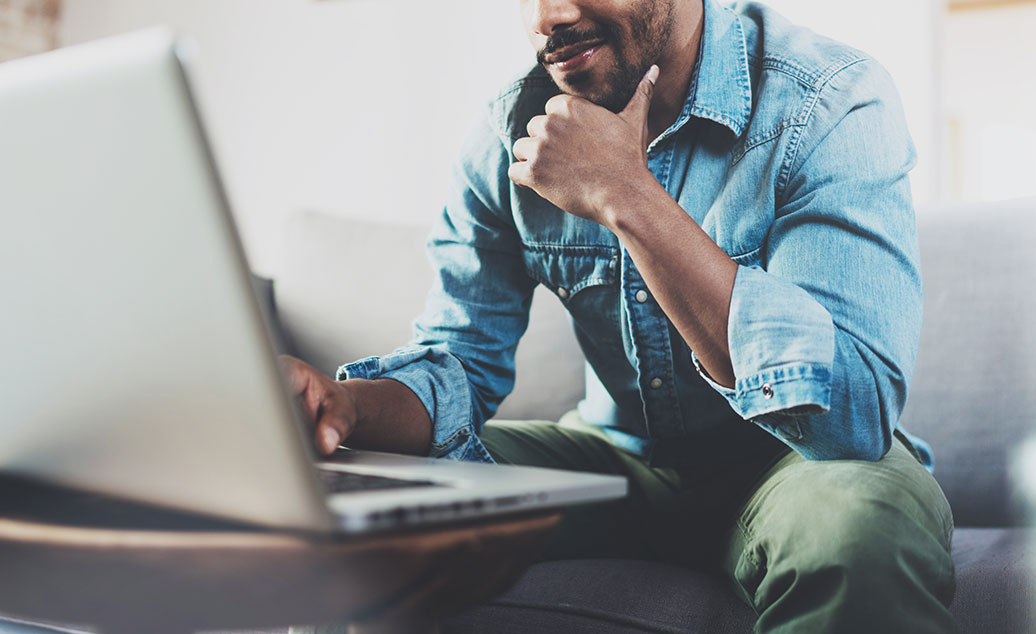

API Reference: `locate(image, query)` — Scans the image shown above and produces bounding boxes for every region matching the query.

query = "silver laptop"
[0,28,626,533]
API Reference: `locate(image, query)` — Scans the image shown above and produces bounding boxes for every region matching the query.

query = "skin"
[284,0,735,457]
[278,355,431,456]
[511,0,737,387]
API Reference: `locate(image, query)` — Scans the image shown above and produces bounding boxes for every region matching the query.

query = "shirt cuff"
[338,345,495,463]
[693,265,835,421]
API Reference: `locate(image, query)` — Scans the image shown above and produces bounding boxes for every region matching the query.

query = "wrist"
[600,169,667,235]
[337,378,431,455]
[333,377,366,429]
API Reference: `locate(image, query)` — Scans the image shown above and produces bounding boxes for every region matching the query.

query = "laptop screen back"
[0,29,333,531]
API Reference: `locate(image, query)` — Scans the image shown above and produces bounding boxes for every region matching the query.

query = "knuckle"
[518,137,541,160]
[526,157,542,179]
[546,94,575,116]
[507,161,527,185]
[527,114,544,136]
[527,139,544,162]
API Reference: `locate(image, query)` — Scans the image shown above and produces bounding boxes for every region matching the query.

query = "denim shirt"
[340,0,926,467]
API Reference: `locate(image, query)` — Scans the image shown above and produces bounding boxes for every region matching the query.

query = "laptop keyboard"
[316,468,442,494]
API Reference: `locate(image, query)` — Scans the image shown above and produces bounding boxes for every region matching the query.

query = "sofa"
[272,198,1035,633]
[3,199,1029,634]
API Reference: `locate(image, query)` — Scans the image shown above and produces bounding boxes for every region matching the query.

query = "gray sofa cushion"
[899,199,1036,526]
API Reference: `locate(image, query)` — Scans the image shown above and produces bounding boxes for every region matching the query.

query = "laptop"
[0,28,626,534]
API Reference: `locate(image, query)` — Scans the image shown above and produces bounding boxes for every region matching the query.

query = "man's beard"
[536,0,674,113]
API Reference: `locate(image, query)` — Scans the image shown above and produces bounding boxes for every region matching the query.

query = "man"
[282,0,956,631]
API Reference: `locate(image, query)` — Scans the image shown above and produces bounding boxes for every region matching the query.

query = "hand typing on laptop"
[0,30,626,536]
[279,355,432,456]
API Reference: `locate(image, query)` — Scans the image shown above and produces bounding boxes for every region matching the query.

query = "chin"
[549,69,629,112]
[552,72,604,102]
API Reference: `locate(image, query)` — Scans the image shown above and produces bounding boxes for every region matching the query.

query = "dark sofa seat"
[444,559,756,634]
[444,528,1034,633]
[951,528,1034,633]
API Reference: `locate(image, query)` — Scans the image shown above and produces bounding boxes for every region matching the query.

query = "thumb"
[618,64,659,127]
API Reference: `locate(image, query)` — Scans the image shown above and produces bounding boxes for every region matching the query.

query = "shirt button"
[762,383,774,399]
[557,287,569,300]
[649,377,663,389]
[635,290,649,303]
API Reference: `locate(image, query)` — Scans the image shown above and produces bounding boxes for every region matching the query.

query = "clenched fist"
[508,64,659,227]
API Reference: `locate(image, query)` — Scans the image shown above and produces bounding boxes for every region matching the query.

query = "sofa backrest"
[274,199,1036,527]
[900,197,1036,526]
[274,211,586,422]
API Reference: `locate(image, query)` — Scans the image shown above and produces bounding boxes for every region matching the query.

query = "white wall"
[764,0,943,208]
[942,3,1036,203]
[60,0,532,276]
[59,0,942,276]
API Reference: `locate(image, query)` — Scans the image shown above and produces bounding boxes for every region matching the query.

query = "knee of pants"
[736,460,956,612]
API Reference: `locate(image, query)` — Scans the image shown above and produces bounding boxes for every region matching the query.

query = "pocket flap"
[521,245,619,301]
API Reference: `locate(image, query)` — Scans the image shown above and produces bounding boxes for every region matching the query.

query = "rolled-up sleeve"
[338,111,535,463]
[696,59,923,462]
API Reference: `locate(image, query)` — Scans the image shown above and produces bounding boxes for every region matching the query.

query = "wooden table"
[0,477,561,634]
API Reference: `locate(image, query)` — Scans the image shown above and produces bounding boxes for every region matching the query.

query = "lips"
[544,39,605,67]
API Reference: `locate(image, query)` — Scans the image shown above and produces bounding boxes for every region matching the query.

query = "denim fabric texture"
[339,0,925,467]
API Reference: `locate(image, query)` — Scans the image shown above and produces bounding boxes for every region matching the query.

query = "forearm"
[342,378,432,455]
[604,175,738,388]
[507,67,739,387]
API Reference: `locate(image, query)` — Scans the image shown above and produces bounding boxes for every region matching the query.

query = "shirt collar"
[677,0,753,138]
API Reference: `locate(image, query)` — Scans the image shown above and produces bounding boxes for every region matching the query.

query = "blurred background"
[1,0,1034,277]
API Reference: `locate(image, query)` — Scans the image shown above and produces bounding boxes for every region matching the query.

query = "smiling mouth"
[543,39,605,66]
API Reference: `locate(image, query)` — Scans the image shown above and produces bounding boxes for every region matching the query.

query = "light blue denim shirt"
[340,0,926,467]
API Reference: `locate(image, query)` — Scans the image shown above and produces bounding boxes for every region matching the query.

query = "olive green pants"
[480,412,956,634]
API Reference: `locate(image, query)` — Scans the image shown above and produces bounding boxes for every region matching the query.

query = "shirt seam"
[775,57,870,204]
[750,53,865,90]
[731,120,805,166]
[520,243,619,254]
[737,364,829,390]
[432,237,524,259]
[732,54,865,167]
[730,246,763,264]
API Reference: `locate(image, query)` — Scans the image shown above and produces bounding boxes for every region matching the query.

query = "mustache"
[536,24,612,65]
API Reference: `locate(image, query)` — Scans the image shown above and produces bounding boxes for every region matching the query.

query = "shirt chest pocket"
[520,245,619,308]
